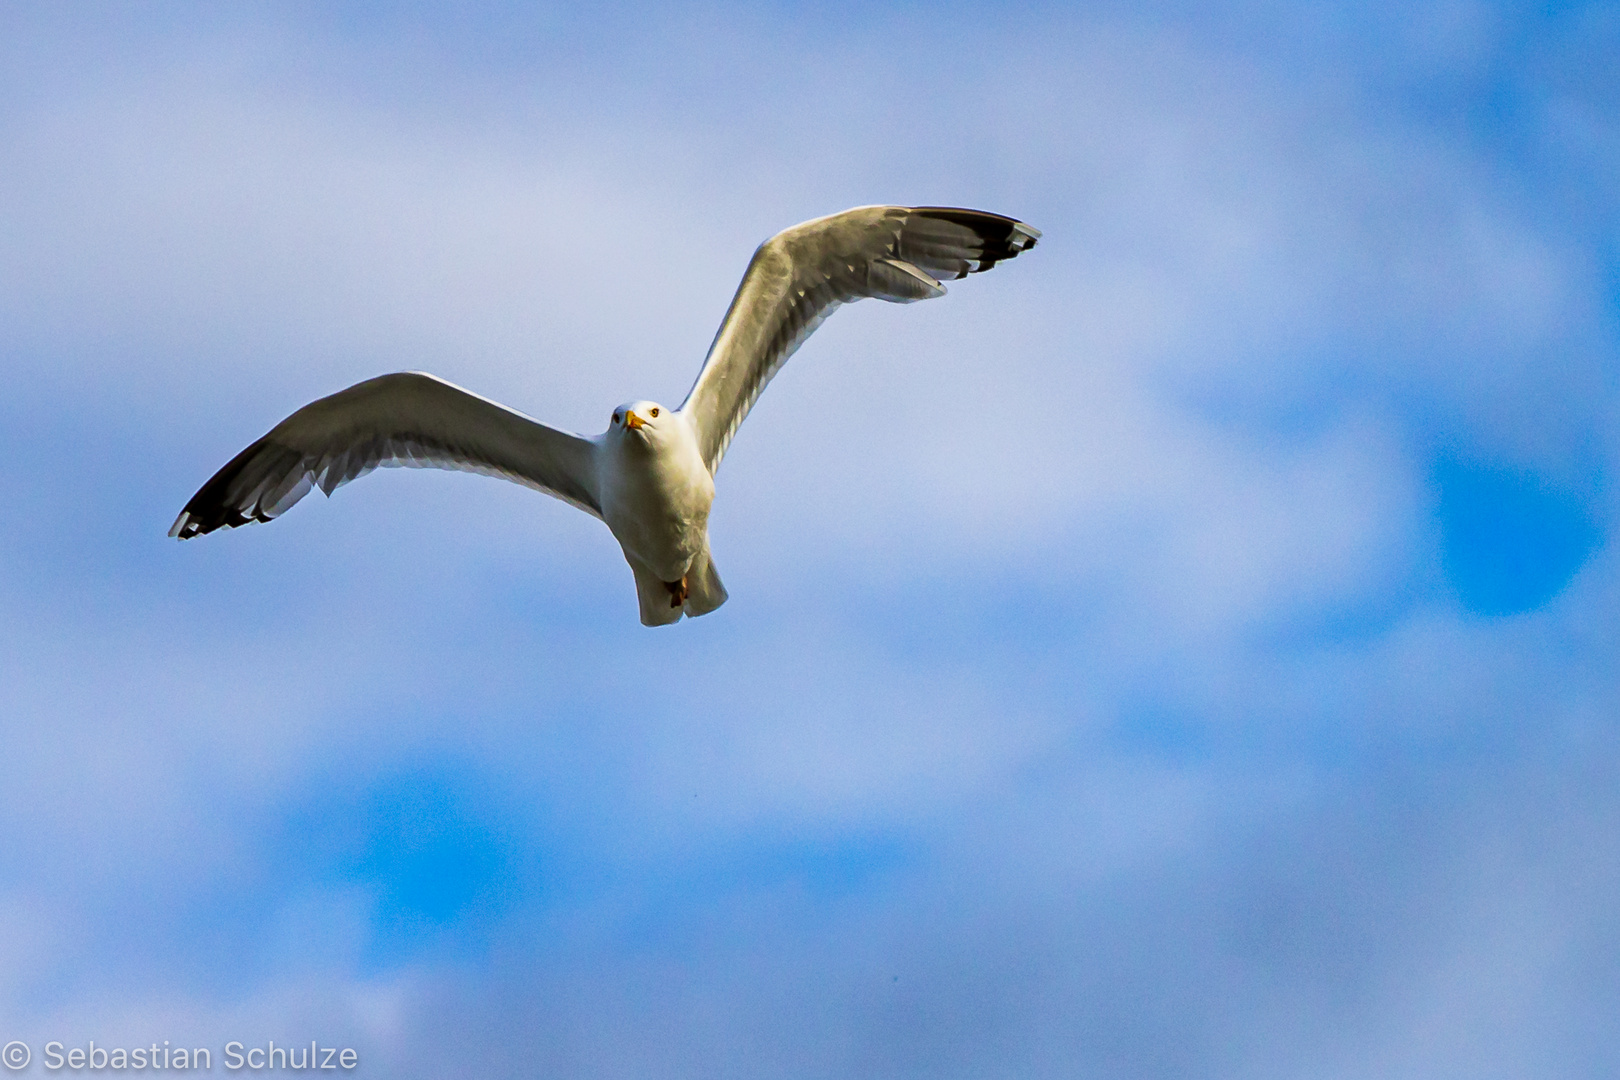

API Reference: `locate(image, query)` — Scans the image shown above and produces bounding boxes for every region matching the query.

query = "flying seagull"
[170,204,1040,625]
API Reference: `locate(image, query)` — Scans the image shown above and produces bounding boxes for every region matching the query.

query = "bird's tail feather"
[627,547,728,627]
[682,549,727,618]
[629,557,685,627]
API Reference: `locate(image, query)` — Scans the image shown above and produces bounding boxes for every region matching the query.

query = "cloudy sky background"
[1,2,1617,1076]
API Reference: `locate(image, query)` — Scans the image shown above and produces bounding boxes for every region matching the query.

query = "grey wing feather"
[170,372,601,538]
[677,205,1040,473]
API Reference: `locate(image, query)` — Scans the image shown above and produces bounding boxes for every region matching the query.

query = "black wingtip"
[910,206,1040,271]
[168,502,255,539]
[169,435,299,539]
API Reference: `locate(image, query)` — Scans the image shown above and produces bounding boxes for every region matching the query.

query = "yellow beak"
[624,409,646,430]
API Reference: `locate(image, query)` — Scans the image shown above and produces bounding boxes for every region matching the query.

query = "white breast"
[597,414,715,581]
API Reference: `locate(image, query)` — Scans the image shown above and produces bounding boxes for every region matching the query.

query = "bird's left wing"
[170,371,601,538]
[679,205,1039,473]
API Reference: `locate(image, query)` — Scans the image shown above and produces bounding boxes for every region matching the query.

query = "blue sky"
[1,2,1617,1076]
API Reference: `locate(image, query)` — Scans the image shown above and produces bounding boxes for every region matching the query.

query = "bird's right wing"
[170,371,601,538]
[678,205,1039,473]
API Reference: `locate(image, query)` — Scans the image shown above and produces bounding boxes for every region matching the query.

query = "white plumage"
[170,204,1039,625]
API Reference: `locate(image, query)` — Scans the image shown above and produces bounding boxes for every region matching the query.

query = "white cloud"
[0,3,1616,1076]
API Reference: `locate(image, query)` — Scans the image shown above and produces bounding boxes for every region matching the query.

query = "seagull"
[170,204,1039,625]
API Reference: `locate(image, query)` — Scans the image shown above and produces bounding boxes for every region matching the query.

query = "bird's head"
[609,401,670,444]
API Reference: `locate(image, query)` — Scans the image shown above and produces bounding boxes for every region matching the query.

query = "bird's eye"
[650,407,660,417]
[612,412,621,425]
